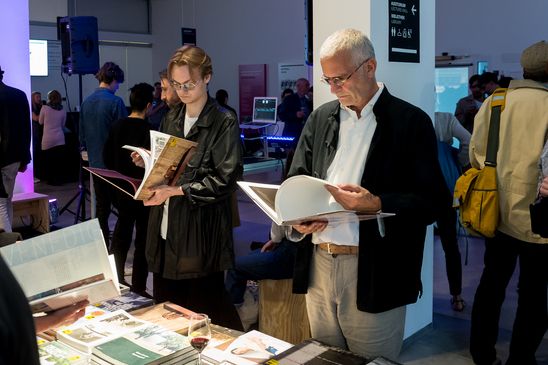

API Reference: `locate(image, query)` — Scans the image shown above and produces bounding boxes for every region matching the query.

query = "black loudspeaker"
[58,16,100,75]
[304,0,313,65]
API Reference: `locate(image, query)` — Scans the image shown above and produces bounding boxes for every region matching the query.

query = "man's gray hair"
[319,28,375,67]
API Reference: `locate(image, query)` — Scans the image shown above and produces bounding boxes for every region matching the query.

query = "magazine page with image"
[86,130,197,200]
[0,219,120,314]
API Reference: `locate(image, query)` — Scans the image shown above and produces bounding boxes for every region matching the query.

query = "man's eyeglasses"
[169,79,199,92]
[321,58,370,87]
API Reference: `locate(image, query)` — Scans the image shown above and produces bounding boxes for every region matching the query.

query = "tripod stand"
[59,154,91,224]
[59,75,91,224]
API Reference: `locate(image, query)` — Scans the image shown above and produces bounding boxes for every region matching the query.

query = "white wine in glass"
[188,313,211,364]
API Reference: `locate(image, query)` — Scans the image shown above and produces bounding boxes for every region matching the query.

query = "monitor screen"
[29,39,48,77]
[435,66,469,113]
[253,97,278,124]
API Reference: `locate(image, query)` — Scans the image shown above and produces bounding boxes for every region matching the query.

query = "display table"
[12,192,50,233]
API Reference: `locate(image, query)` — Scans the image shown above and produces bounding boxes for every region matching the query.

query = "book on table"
[91,323,193,365]
[0,219,120,314]
[93,291,154,313]
[203,329,292,365]
[237,175,395,226]
[130,302,198,335]
[56,310,149,354]
[263,338,369,365]
[85,130,197,200]
[37,337,89,365]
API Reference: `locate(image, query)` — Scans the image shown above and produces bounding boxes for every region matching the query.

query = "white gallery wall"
[436,0,548,79]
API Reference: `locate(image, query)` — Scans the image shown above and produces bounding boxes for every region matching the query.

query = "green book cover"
[94,337,163,365]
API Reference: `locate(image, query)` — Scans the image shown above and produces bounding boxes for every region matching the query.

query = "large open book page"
[0,219,120,313]
[238,175,395,226]
[86,131,197,200]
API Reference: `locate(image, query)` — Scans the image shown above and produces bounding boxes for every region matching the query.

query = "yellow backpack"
[454,88,507,238]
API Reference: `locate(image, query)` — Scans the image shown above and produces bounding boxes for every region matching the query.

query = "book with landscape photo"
[37,337,89,365]
[0,219,120,314]
[94,291,154,313]
[238,175,395,226]
[91,324,193,365]
[56,310,149,354]
[85,130,197,200]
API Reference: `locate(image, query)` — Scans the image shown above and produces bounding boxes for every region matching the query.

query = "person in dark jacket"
[286,29,443,360]
[133,46,243,330]
[277,78,312,141]
[0,66,31,233]
[103,83,153,296]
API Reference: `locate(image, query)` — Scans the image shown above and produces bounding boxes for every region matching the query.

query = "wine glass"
[188,313,211,365]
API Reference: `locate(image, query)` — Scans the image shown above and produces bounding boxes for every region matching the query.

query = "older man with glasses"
[286,28,446,361]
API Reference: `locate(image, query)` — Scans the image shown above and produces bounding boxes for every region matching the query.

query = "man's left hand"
[325,184,381,213]
[540,176,548,198]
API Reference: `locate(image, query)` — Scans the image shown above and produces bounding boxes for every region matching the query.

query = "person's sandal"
[451,297,466,312]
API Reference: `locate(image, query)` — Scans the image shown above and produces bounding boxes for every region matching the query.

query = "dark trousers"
[470,232,548,365]
[111,191,149,292]
[225,239,296,304]
[43,145,65,185]
[436,206,463,296]
[92,176,113,248]
[153,271,243,332]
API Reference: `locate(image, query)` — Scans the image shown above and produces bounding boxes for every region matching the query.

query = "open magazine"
[238,175,395,226]
[0,219,120,313]
[203,330,292,365]
[85,130,197,200]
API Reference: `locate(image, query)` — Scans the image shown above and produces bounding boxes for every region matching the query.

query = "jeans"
[470,232,548,365]
[437,206,463,296]
[225,239,297,305]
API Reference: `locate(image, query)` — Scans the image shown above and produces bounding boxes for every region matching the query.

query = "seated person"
[225,224,296,306]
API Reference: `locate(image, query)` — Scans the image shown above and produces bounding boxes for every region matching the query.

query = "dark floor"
[29,168,548,365]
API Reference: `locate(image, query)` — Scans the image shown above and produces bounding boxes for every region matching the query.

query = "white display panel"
[29,39,48,76]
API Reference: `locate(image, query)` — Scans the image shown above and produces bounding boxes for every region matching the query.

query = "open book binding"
[85,131,197,200]
[238,175,395,226]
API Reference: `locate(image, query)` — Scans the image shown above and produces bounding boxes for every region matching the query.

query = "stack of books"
[37,337,88,365]
[91,324,195,365]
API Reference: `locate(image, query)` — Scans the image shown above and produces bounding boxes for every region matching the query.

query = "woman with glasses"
[137,46,244,330]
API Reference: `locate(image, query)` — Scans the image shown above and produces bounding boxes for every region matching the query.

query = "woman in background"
[39,90,66,185]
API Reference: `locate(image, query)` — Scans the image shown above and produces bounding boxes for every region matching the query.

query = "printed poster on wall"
[238,64,267,123]
[278,63,307,95]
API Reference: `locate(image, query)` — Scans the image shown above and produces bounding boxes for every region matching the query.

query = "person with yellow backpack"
[467,41,548,365]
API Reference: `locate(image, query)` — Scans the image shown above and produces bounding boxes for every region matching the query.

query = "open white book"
[85,130,197,200]
[238,175,395,226]
[0,219,120,313]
